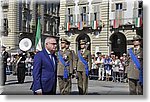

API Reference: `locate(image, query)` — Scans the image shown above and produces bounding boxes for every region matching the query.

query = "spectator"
[104,55,112,81]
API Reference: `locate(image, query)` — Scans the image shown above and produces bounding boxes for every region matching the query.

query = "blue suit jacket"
[31,48,57,93]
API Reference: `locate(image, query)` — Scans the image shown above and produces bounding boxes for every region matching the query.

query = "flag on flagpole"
[92,20,98,29]
[78,21,84,30]
[66,22,70,31]
[135,17,142,27]
[35,17,42,51]
[113,19,120,28]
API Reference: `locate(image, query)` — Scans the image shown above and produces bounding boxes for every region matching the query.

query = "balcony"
[1,0,8,8]
[66,0,75,6]
[64,20,104,33]
[109,17,143,32]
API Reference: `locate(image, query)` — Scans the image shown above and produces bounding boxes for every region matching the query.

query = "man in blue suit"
[31,36,57,95]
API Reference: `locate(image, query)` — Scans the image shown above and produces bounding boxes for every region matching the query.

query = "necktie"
[49,54,55,70]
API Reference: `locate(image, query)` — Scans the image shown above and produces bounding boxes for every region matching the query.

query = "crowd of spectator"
[5,51,128,83]
[90,51,128,83]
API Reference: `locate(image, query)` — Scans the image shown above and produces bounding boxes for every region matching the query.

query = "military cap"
[61,38,68,43]
[80,40,86,45]
[132,35,142,41]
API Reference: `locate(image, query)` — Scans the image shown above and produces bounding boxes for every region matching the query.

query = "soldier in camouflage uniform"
[127,35,143,95]
[65,40,77,91]
[57,38,73,95]
[76,40,92,95]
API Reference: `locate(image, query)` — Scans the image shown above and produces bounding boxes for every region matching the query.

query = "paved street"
[1,75,129,95]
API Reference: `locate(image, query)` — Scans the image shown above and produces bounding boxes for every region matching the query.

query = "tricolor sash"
[78,50,89,76]
[58,51,70,79]
[129,48,143,85]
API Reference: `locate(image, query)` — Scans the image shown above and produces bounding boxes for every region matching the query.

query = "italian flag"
[35,17,42,51]
[113,19,120,28]
[66,22,70,31]
[135,17,142,27]
[92,20,98,29]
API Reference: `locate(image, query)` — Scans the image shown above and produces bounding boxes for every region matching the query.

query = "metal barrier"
[89,67,127,83]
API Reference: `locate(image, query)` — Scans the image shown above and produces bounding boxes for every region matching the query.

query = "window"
[81,7,87,24]
[116,3,122,10]
[3,18,8,30]
[3,18,8,36]
[51,3,57,14]
[26,21,30,32]
[24,0,29,8]
[44,3,47,13]
[51,4,54,13]
[69,15,73,25]
[138,1,143,8]
[94,13,97,20]
[138,1,143,17]
[46,21,49,32]
[83,14,86,23]
[44,20,49,33]
[68,8,70,14]
[53,4,56,13]
[67,8,74,25]
[83,7,86,13]
[23,20,27,32]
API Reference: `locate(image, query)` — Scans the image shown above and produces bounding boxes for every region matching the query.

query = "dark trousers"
[17,63,25,83]
[129,78,143,95]
[3,63,7,84]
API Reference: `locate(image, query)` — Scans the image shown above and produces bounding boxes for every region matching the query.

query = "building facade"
[109,0,143,56]
[1,0,19,50]
[1,0,143,57]
[1,0,60,51]
[59,0,143,57]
